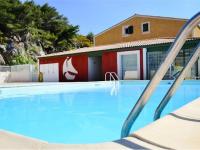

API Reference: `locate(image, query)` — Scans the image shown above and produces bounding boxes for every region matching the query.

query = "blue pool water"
[0,80,199,144]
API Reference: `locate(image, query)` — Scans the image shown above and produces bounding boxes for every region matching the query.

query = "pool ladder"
[105,72,119,81]
[105,72,120,95]
[121,12,200,138]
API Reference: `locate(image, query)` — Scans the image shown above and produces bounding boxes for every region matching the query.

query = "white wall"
[198,57,200,77]
[0,64,39,83]
[40,63,59,82]
[10,72,31,82]
[0,72,11,83]
[143,48,147,80]
[9,65,38,82]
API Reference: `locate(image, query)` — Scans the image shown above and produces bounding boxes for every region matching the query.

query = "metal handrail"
[154,42,200,120]
[121,12,200,138]
[169,70,181,80]
[105,72,114,81]
[111,72,120,80]
[105,72,119,81]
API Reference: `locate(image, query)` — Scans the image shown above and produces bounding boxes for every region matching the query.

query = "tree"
[73,34,92,48]
[86,32,94,44]
[0,0,80,53]
[0,0,88,64]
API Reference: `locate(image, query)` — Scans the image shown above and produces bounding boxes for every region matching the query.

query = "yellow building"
[94,14,200,46]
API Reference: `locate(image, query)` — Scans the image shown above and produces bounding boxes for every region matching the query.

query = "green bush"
[10,55,35,65]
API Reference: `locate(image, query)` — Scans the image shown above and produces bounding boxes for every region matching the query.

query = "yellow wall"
[193,27,200,38]
[95,16,187,46]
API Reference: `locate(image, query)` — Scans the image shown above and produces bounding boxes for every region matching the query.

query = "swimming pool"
[0,80,199,144]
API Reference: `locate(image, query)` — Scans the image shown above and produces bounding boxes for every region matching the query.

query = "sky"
[21,0,200,35]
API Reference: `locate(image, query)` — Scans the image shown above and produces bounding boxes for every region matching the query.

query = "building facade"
[94,14,200,46]
[38,14,200,82]
[38,38,200,82]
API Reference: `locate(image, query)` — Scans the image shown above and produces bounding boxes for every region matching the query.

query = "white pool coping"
[0,97,200,149]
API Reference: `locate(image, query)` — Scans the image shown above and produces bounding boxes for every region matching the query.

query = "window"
[122,25,134,36]
[146,48,197,80]
[142,22,150,33]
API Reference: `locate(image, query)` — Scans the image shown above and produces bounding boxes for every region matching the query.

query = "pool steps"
[0,97,200,149]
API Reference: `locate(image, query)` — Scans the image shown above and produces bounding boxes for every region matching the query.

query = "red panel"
[70,55,88,81]
[140,48,144,80]
[102,51,117,78]
[39,54,88,82]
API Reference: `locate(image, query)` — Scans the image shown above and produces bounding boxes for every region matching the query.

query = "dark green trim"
[182,40,199,49]
[88,51,103,57]
[147,39,200,52]
[147,45,170,52]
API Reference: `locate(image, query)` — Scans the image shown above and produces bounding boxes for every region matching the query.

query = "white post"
[143,48,147,80]
[198,57,200,77]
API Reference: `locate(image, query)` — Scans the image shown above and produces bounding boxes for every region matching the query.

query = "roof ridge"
[134,14,188,21]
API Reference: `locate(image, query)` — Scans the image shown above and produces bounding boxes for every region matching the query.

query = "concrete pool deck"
[0,97,200,149]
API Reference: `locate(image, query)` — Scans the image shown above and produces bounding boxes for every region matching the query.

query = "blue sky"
[21,0,200,35]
